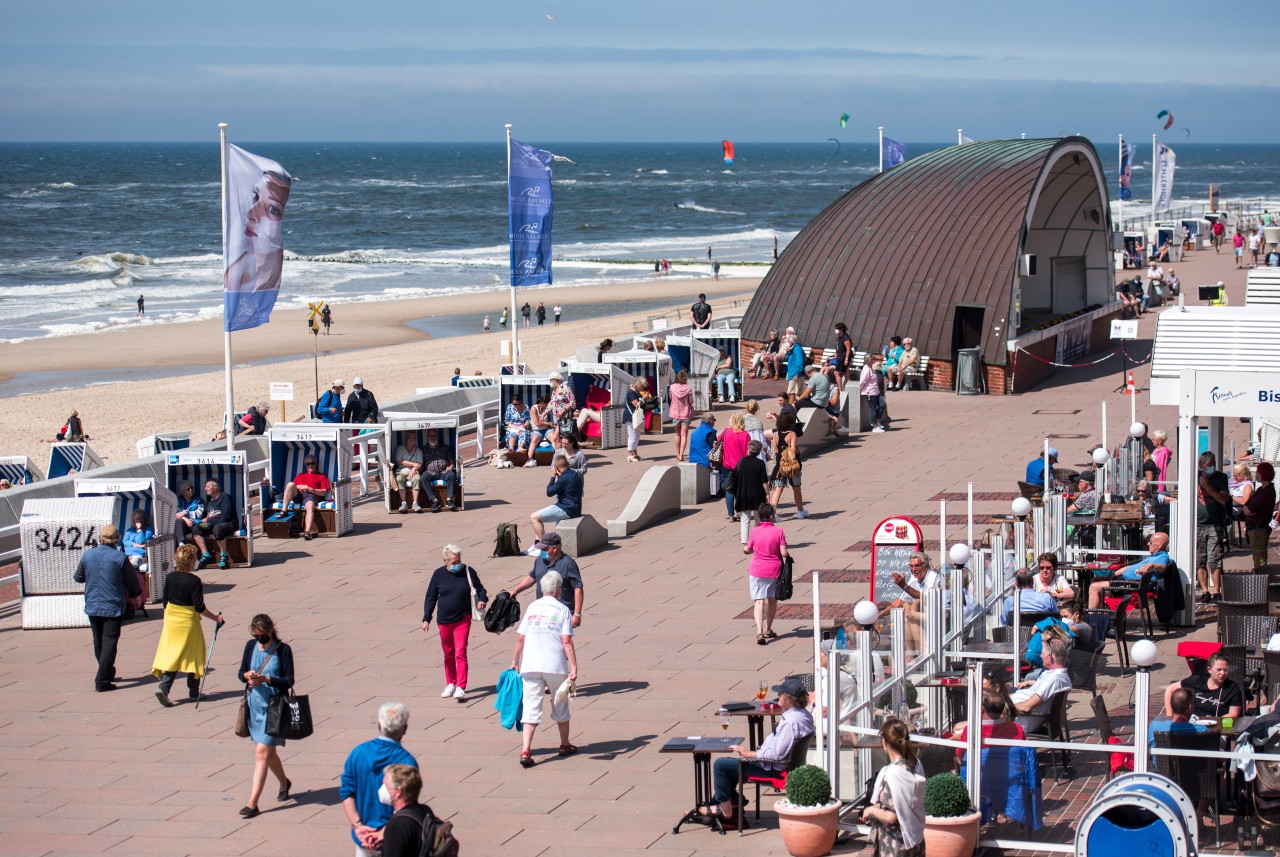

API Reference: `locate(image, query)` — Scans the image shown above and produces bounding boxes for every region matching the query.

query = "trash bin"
[1075,772,1196,857]
[955,347,984,396]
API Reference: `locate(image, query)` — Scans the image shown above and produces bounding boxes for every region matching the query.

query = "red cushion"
[745,771,788,790]
[584,387,611,409]
[583,421,602,438]
[1176,641,1222,660]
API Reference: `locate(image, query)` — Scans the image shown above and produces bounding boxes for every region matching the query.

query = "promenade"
[0,245,1270,856]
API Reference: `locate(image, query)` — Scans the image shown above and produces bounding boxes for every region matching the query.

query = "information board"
[869,516,925,603]
[270,382,294,401]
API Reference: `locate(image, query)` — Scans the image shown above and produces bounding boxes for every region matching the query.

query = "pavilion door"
[1051,257,1086,314]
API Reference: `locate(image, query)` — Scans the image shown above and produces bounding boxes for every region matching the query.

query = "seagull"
[543,9,559,24]
[552,154,577,165]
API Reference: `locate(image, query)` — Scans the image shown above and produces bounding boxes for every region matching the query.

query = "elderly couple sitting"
[387,429,457,513]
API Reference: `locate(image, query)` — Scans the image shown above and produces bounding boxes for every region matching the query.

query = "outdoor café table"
[662,735,746,835]
[956,641,1017,658]
[720,700,778,750]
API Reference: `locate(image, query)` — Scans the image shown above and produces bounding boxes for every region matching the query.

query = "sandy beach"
[0,276,758,469]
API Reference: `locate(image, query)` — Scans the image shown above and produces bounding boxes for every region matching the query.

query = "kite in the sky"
[1182,128,1191,137]
[1156,110,1174,130]
[827,137,841,155]
[543,10,559,24]
[722,140,735,165]
[839,113,849,129]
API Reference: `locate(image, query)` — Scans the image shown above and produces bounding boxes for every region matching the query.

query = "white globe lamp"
[1130,638,1158,669]
[1011,497,1033,518]
[1092,447,1111,466]
[949,543,971,568]
[853,599,879,628]
[1130,422,1146,439]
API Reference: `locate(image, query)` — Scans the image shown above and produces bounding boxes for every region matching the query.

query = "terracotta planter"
[775,799,839,857]
[923,810,981,857]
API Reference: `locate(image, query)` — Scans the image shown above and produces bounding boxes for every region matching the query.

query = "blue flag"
[881,136,906,171]
[1119,138,1136,201]
[508,138,554,288]
[223,144,291,332]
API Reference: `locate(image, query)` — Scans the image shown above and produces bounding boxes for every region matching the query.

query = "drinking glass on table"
[757,681,767,702]
[719,710,731,733]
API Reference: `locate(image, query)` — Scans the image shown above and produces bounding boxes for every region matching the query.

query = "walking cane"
[194,619,226,710]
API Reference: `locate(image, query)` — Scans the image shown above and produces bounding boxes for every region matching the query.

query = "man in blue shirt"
[73,524,142,692]
[527,455,583,550]
[1000,568,1059,625]
[317,379,345,423]
[1149,687,1208,746]
[341,702,417,856]
[1087,532,1170,609]
[1025,447,1058,489]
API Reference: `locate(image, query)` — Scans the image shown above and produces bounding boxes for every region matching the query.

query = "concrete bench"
[678,462,712,504]
[607,465,680,538]
[556,514,608,556]
[795,400,847,456]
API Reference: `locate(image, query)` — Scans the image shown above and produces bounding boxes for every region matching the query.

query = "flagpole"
[506,123,521,375]
[219,122,235,453]
[878,126,884,174]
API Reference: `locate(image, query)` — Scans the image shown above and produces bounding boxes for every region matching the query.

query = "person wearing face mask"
[422,545,488,702]
[237,614,294,819]
[420,428,457,512]
[1194,451,1231,602]
[507,533,584,628]
[376,764,445,857]
[341,702,417,855]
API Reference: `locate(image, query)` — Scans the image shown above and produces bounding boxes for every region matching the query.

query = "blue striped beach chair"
[564,362,633,449]
[136,432,192,457]
[380,415,464,513]
[602,349,673,431]
[266,424,353,537]
[0,455,43,486]
[166,451,255,567]
[74,477,177,605]
[47,442,104,480]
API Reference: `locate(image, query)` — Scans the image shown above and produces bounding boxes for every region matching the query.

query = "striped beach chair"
[267,424,353,537]
[74,478,177,606]
[46,442,104,480]
[0,455,43,486]
[380,415,464,513]
[20,496,119,629]
[564,363,632,449]
[136,432,193,457]
[602,349,673,431]
[166,451,255,567]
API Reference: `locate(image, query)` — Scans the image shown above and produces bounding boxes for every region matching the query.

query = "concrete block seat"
[678,462,712,504]
[557,514,608,556]
[607,465,680,538]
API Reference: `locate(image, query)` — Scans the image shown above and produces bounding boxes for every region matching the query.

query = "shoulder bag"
[777,555,795,602]
[235,647,275,738]
[267,688,314,741]
[466,565,485,621]
[707,438,724,467]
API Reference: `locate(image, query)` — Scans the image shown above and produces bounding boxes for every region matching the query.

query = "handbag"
[707,439,724,467]
[266,689,314,740]
[234,647,275,738]
[557,414,577,438]
[631,402,645,429]
[465,565,485,621]
[777,555,795,601]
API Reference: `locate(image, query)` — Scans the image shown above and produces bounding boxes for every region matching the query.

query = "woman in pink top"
[667,370,695,462]
[1150,429,1172,489]
[744,503,788,644]
[720,413,751,521]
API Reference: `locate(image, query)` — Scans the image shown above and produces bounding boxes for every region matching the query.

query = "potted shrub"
[922,772,981,857]
[774,764,839,857]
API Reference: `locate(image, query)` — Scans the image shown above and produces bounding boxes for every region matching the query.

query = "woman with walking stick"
[151,544,223,707]
[238,614,294,818]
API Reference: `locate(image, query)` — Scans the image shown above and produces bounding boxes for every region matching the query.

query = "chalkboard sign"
[869,516,925,603]
[873,545,916,602]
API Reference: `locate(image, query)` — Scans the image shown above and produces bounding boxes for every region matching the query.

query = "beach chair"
[564,363,631,450]
[602,349,672,432]
[136,432,192,457]
[380,414,464,513]
[46,441,103,480]
[166,450,255,567]
[74,478,177,607]
[0,455,43,486]
[19,496,119,629]
[266,424,353,538]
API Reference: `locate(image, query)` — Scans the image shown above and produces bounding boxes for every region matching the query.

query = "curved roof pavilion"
[743,137,1115,370]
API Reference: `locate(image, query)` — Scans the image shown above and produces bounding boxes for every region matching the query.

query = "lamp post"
[1011,496,1033,571]
[1093,446,1112,503]
[1130,638,1158,773]
[849,599,881,790]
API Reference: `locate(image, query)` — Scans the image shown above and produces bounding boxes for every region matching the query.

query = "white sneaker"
[440,684,456,698]
[398,501,408,512]
[523,459,537,468]
[527,546,542,556]
[872,426,887,433]
[453,687,467,701]
[796,509,810,519]
[411,503,422,513]
[834,427,850,435]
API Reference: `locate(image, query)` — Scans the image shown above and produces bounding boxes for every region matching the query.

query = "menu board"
[869,516,925,603]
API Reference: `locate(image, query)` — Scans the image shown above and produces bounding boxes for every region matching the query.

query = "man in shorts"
[802,364,842,435]
[528,455,583,549]
[281,455,332,541]
[1194,451,1230,602]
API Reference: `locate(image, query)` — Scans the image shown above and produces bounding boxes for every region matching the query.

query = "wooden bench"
[903,355,930,390]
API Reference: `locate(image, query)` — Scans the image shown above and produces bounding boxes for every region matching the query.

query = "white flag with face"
[223,144,292,332]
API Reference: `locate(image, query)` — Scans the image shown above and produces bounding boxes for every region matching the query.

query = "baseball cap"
[1047,447,1059,458]
[332,378,345,387]
[770,677,807,698]
[1079,470,1095,483]
[535,532,562,549]
[352,376,363,387]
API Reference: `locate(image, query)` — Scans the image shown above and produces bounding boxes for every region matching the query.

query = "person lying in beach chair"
[280,455,333,541]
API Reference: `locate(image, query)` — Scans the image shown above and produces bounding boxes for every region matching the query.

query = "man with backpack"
[317,379,345,423]
[378,764,457,857]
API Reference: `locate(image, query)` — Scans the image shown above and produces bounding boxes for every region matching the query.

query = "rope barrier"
[1013,347,1123,368]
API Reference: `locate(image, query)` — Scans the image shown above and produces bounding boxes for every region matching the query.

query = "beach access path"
[0,244,1271,856]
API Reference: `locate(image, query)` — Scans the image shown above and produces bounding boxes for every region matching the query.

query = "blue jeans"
[713,756,773,803]
[722,466,736,517]
[427,469,456,503]
[716,372,738,400]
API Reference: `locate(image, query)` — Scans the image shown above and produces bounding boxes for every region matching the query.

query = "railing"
[630,300,751,333]
[1120,197,1273,233]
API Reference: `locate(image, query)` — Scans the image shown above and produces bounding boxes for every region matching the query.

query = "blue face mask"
[539,551,550,561]
[448,563,463,573]
[1203,465,1216,474]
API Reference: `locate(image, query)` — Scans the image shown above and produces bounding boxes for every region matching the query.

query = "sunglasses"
[305,461,318,466]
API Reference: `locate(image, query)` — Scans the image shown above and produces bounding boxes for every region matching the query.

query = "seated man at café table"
[1010,638,1072,733]
[1086,532,1170,609]
[1024,447,1058,490]
[280,456,331,541]
[1065,470,1097,515]
[818,637,885,736]
[1161,651,1242,721]
[421,428,457,512]
[1033,552,1075,600]
[1150,687,1208,746]
[1000,568,1058,626]
[877,552,939,650]
[703,677,815,827]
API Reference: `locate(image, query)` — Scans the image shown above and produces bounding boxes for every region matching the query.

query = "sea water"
[2,141,1278,344]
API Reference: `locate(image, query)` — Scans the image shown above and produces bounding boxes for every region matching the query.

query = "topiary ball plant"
[877,679,918,711]
[923,772,973,818]
[784,764,832,807]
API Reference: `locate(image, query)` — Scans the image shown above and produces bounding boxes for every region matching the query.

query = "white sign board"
[651,317,668,330]
[1110,320,1139,340]
[1185,369,1280,419]
[270,382,294,402]
[170,451,245,466]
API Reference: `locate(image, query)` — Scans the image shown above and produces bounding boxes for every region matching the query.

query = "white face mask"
[377,784,393,805]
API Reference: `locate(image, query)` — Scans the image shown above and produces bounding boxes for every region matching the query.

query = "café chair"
[1088,695,1126,781]
[737,733,814,835]
[1218,601,1268,644]
[1222,614,1275,648]
[1067,648,1103,697]
[1153,730,1222,845]
[1027,692,1072,782]
[1222,571,1270,604]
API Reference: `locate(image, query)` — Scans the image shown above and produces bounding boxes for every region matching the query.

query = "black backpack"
[418,808,459,857]
[492,522,521,557]
[777,555,795,601]
[484,591,522,634]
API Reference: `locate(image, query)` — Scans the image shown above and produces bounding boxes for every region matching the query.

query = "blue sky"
[3,1,1274,142]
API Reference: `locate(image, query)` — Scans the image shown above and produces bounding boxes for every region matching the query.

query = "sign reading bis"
[1185,369,1280,419]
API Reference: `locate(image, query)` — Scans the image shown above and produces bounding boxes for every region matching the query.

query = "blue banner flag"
[881,136,906,171]
[508,138,554,288]
[223,144,291,332]
[1119,138,1136,201]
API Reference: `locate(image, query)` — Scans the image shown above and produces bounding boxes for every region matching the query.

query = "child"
[482,315,491,333]
[122,509,154,571]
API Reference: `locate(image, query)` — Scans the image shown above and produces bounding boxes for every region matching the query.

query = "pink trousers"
[438,618,472,688]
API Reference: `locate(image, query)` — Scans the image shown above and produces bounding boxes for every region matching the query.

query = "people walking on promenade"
[72,524,141,692]
[152,544,223,706]
[341,702,417,854]
[510,570,578,768]
[237,614,294,819]
[422,545,488,702]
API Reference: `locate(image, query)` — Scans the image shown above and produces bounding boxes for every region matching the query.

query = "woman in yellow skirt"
[152,544,224,706]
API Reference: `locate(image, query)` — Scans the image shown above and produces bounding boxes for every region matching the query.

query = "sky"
[3,1,1276,143]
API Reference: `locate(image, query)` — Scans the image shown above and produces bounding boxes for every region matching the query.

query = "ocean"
[3,140,1278,344]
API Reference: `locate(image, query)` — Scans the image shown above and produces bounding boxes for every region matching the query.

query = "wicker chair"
[1089,694,1120,781]
[1222,614,1276,648]
[1265,650,1280,691]
[1028,691,1072,781]
[1217,601,1268,643]
[1222,572,1270,603]
[1154,730,1223,846]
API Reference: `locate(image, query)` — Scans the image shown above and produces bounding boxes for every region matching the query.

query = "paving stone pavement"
[2,302,1276,855]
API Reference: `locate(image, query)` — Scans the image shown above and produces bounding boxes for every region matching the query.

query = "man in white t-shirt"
[877,552,939,652]
[1011,638,1072,732]
[510,570,578,768]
